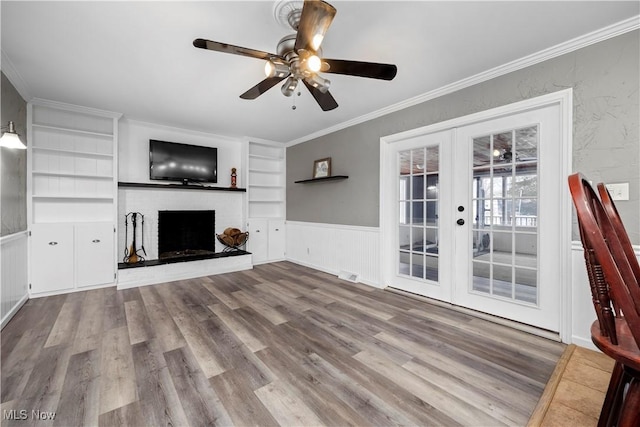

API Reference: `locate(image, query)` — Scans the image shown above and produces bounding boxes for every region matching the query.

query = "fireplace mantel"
[118,181,246,192]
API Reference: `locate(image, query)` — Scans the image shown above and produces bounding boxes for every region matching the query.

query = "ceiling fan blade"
[193,38,279,61]
[323,59,397,80]
[294,0,336,52]
[303,79,338,111]
[240,76,288,100]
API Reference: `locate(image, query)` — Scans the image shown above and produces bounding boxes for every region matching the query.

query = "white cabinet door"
[268,219,286,260]
[247,219,269,264]
[75,223,115,287]
[31,223,75,294]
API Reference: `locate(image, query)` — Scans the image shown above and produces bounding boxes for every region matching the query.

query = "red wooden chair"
[568,173,640,427]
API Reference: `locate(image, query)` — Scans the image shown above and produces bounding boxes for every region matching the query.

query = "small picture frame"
[313,157,332,178]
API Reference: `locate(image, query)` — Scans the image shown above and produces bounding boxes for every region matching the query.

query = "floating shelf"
[294,175,349,184]
[118,182,246,192]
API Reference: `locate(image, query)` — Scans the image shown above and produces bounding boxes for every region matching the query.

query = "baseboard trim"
[30,281,115,299]
[1,293,29,330]
[387,287,561,341]
[571,335,598,351]
[285,258,383,289]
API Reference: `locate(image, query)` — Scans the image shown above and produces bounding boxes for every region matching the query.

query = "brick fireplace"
[118,187,243,261]
[117,188,251,289]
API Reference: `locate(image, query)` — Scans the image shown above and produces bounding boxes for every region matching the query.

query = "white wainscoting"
[1,231,29,329]
[285,221,381,288]
[571,241,640,350]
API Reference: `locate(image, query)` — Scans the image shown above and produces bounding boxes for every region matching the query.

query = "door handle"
[92,239,101,243]
[48,241,58,246]
[456,218,465,226]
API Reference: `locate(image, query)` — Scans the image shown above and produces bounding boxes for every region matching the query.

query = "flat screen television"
[149,139,217,184]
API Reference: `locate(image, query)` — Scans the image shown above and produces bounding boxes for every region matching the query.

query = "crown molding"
[285,15,640,147]
[1,50,32,102]
[243,136,284,146]
[123,117,242,143]
[31,98,122,119]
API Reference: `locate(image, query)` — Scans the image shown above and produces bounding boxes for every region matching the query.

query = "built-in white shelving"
[246,141,286,264]
[32,146,114,158]
[27,99,122,296]
[247,141,285,219]
[32,195,115,200]
[32,122,110,133]
[33,171,113,179]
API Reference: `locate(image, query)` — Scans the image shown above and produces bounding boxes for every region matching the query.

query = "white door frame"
[380,89,573,342]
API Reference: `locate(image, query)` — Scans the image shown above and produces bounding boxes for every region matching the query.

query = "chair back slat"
[569,173,640,348]
[577,207,618,343]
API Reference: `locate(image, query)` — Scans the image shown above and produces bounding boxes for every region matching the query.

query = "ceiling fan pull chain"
[292,89,301,110]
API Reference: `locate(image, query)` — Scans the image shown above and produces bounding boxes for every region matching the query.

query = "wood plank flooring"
[1,262,566,426]
[529,344,615,427]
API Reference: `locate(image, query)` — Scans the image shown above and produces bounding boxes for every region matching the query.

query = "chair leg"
[618,374,640,427]
[599,362,625,427]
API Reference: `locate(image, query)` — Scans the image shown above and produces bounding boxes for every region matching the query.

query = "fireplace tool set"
[124,212,147,264]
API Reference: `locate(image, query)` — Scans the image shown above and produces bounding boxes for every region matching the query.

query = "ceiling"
[2,1,638,144]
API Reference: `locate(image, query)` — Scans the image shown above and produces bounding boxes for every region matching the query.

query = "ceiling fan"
[193,0,397,111]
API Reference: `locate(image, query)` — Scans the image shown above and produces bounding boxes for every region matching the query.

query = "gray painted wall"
[1,72,27,236]
[287,30,640,244]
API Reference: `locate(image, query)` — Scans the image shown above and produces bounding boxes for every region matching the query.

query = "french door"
[382,97,569,333]
[393,130,454,302]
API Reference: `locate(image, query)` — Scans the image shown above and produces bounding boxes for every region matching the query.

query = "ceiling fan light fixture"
[306,54,322,72]
[265,60,289,78]
[194,0,397,111]
[281,76,298,96]
[312,33,324,50]
[306,74,330,93]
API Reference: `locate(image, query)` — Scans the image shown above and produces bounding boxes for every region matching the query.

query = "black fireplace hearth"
[158,210,215,260]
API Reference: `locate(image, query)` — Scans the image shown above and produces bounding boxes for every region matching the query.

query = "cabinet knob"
[256,230,261,233]
[92,239,101,243]
[275,228,279,231]
[48,241,58,246]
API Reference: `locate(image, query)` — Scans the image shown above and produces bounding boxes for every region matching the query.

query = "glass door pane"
[471,126,539,305]
[397,147,440,282]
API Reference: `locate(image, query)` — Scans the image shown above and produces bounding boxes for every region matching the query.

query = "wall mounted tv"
[149,139,218,184]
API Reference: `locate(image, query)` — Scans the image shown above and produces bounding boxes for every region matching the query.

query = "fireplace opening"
[158,210,215,260]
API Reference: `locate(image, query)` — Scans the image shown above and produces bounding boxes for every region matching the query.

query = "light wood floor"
[1,262,566,426]
[529,344,615,427]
